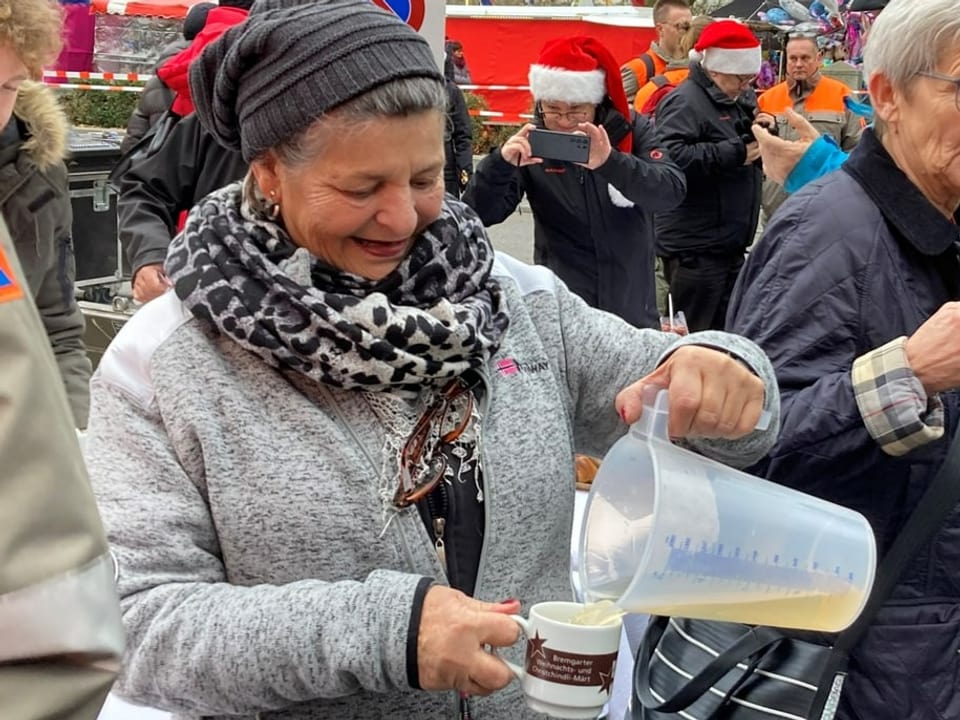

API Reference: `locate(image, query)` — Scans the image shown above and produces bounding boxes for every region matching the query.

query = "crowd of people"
[2,0,959,718]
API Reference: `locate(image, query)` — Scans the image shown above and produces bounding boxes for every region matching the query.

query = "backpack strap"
[640,81,676,117]
[640,53,656,85]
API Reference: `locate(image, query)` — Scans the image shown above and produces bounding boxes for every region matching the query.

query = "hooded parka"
[0,81,90,427]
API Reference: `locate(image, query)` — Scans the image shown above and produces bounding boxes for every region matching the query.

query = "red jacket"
[156,6,249,117]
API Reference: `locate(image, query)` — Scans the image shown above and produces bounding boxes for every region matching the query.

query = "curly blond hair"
[0,0,63,78]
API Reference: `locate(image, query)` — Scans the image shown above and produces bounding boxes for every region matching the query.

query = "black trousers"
[662,253,744,333]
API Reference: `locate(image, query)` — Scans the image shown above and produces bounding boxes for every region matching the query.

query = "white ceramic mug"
[504,601,623,719]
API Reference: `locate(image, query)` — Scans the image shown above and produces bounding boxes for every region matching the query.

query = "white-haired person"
[728,0,960,715]
[652,20,773,333]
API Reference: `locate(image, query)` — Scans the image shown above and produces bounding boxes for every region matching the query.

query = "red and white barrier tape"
[468,108,533,123]
[40,76,543,118]
[43,70,152,82]
[45,83,144,93]
[458,84,531,92]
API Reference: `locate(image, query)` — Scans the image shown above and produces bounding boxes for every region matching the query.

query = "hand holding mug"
[417,586,520,696]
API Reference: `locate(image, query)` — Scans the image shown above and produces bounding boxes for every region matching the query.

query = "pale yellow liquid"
[643,588,864,632]
[567,600,627,627]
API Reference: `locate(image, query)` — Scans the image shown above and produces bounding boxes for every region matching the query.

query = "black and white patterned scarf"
[165,183,510,397]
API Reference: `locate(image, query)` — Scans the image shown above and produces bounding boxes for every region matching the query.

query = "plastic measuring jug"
[578,389,876,632]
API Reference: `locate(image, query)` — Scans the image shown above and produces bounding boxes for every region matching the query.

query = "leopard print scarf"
[165,183,509,397]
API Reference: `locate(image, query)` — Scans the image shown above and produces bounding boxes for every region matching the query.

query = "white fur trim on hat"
[700,46,762,76]
[528,65,605,103]
[607,184,635,208]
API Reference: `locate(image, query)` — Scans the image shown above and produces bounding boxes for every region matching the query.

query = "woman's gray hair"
[269,75,447,168]
[245,75,447,212]
[862,0,960,91]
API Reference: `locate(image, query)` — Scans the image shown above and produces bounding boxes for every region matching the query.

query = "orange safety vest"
[758,76,851,115]
[634,67,689,114]
[623,50,668,91]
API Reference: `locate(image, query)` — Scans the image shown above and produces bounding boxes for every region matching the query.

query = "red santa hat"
[689,20,761,76]
[528,35,632,152]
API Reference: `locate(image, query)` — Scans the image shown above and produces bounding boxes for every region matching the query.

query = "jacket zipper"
[424,479,450,574]
[470,370,494,603]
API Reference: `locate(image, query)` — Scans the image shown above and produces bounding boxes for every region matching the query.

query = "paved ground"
[484,200,535,264]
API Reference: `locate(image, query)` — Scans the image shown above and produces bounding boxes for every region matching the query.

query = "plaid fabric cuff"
[852,336,944,457]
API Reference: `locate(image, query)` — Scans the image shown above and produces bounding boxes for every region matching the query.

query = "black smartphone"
[528,129,591,164]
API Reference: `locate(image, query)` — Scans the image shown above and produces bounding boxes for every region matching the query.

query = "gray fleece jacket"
[84,253,779,720]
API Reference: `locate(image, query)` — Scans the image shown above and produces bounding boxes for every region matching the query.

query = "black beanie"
[182,2,214,41]
[189,0,443,162]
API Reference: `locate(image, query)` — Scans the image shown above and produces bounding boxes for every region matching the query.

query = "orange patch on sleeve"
[0,245,25,303]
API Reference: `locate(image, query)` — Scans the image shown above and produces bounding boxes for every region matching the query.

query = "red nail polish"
[619,407,627,423]
[500,597,519,604]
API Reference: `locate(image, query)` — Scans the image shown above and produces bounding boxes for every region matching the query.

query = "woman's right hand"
[500,124,543,168]
[417,586,521,696]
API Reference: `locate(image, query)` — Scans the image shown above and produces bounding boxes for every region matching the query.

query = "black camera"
[734,115,778,147]
[756,117,780,137]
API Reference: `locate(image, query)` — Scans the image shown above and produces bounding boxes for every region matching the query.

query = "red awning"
[445,15,656,123]
[90,0,209,18]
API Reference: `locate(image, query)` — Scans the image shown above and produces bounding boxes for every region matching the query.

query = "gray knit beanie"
[248,0,309,12]
[189,0,443,162]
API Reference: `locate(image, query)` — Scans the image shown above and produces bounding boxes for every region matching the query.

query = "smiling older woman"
[84,3,779,719]
[727,0,960,717]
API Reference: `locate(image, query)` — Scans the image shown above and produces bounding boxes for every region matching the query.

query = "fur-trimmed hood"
[13,81,69,171]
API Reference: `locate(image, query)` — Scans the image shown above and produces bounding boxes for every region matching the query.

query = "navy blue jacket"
[727,130,960,720]
[463,106,686,329]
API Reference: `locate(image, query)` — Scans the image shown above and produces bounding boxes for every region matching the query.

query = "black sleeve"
[594,113,686,212]
[449,87,473,179]
[119,78,171,155]
[405,576,435,690]
[121,105,151,156]
[117,115,204,275]
[655,90,745,175]
[460,148,525,227]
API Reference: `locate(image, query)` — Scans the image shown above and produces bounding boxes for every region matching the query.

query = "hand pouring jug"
[577,389,876,632]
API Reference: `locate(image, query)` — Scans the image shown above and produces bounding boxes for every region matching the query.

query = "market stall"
[90,0,206,73]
